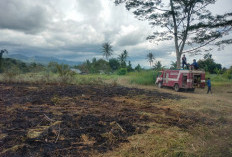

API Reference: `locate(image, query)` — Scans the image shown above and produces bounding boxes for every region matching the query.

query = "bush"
[117,68,127,75]
[49,63,76,84]
[3,66,21,82]
[223,71,232,80]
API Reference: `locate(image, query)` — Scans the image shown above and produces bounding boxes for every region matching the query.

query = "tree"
[198,53,222,73]
[102,42,113,60]
[146,52,154,67]
[153,61,162,70]
[127,61,134,72]
[170,61,177,70]
[118,50,128,68]
[109,58,120,71]
[0,49,8,72]
[77,58,111,74]
[135,64,142,72]
[115,0,232,69]
[123,50,128,61]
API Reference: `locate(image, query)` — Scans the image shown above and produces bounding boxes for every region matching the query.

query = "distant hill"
[5,54,81,66]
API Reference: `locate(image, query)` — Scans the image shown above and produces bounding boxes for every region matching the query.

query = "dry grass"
[95,79,232,157]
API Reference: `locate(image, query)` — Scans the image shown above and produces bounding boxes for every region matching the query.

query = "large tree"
[102,42,113,60]
[115,0,232,69]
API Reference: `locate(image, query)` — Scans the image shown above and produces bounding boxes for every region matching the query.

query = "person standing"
[182,54,187,69]
[207,78,212,94]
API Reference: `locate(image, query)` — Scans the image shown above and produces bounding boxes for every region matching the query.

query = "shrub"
[3,66,21,82]
[52,63,76,84]
[223,71,232,80]
[117,68,127,75]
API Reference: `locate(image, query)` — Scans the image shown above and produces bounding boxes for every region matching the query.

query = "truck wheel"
[158,82,163,88]
[190,88,195,92]
[174,84,180,92]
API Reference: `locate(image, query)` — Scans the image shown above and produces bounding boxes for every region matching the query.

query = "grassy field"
[99,72,232,157]
[95,80,232,157]
[1,71,232,156]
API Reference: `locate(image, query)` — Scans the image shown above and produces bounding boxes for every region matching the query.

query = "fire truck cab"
[155,69,205,92]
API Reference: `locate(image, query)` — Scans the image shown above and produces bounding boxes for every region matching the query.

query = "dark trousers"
[207,86,212,94]
[182,62,187,69]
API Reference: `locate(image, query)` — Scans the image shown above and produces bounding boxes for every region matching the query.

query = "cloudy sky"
[0,0,232,68]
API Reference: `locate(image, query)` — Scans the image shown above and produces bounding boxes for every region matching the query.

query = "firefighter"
[191,59,199,70]
[182,54,187,69]
[207,78,212,94]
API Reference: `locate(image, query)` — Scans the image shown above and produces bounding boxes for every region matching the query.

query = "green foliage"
[55,64,71,77]
[78,58,111,74]
[198,53,222,73]
[102,42,113,60]
[127,61,134,72]
[109,58,120,71]
[170,61,177,70]
[129,70,158,85]
[48,62,59,73]
[115,0,232,69]
[153,61,162,70]
[118,50,128,68]
[214,68,221,75]
[205,72,232,86]
[117,68,127,75]
[48,62,75,84]
[135,64,142,72]
[223,67,232,80]
[146,52,154,67]
[2,58,44,73]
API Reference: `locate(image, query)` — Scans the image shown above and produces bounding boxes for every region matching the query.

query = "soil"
[0,83,209,157]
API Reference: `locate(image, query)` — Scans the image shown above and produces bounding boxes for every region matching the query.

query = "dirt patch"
[0,83,212,156]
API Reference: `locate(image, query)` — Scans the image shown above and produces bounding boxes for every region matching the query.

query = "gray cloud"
[0,0,231,68]
[76,0,103,20]
[0,0,50,34]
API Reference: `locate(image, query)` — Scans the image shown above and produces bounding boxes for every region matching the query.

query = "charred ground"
[0,83,214,156]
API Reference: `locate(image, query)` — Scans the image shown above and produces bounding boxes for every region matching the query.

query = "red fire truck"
[155,69,205,92]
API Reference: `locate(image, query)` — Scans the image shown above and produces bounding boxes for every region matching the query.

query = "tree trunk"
[176,53,181,69]
[170,0,181,69]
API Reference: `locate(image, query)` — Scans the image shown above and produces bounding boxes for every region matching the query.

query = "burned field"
[0,83,207,156]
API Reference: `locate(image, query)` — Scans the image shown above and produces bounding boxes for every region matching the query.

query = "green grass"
[205,73,232,86]
[127,70,158,85]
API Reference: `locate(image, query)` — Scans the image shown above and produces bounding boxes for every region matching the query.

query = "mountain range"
[4,54,81,66]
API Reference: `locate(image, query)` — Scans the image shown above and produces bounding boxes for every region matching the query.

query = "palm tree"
[170,61,177,70]
[102,42,113,60]
[123,50,128,61]
[118,53,125,67]
[0,49,8,72]
[118,50,128,68]
[146,52,154,67]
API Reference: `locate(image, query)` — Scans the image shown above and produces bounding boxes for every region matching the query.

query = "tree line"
[0,48,231,80]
